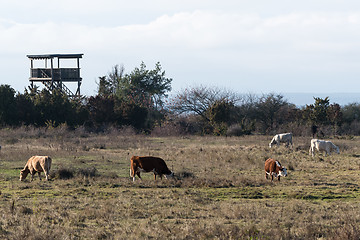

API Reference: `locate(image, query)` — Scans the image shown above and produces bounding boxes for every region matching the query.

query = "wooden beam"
[50,58,54,88]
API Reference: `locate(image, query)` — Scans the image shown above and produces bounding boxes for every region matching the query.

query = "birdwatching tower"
[27,54,84,97]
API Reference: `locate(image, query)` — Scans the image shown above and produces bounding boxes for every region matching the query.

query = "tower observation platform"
[27,53,84,98]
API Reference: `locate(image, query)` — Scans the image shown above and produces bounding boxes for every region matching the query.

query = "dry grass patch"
[1,130,360,238]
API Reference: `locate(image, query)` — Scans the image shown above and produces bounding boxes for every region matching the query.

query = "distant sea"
[282,93,360,107]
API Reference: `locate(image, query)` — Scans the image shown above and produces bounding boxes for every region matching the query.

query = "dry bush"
[52,167,99,180]
[53,168,74,179]
[341,121,360,135]
[175,170,195,179]
[227,124,252,136]
[19,206,33,215]
[104,125,137,137]
[78,167,98,178]
[150,121,185,137]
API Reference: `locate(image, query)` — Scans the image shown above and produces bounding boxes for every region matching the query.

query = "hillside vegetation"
[0,128,360,239]
[2,63,360,137]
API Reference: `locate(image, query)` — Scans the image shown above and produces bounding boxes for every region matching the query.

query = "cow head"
[269,139,277,148]
[278,167,288,177]
[164,171,174,179]
[19,168,29,181]
[275,160,287,177]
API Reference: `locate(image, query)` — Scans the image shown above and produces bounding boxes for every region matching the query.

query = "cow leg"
[38,172,42,181]
[130,168,135,181]
[265,172,268,180]
[42,167,49,181]
[131,172,136,182]
[130,168,138,182]
[278,176,281,181]
[310,147,315,157]
[136,172,142,180]
[154,174,156,180]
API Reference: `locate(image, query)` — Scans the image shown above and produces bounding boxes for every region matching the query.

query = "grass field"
[1,128,360,239]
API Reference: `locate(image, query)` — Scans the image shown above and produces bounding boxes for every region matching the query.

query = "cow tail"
[47,156,52,172]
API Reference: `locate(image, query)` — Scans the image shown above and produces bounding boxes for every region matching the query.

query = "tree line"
[1,62,360,137]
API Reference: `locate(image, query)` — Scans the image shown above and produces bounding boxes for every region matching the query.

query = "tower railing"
[27,53,83,98]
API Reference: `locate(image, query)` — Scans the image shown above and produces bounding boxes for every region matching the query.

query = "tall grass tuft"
[53,168,74,179]
[78,167,98,178]
[53,167,98,179]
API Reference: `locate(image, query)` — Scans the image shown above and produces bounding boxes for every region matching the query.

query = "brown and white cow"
[20,156,52,181]
[264,158,287,182]
[130,156,174,181]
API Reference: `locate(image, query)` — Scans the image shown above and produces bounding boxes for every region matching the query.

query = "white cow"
[269,133,293,148]
[309,139,340,157]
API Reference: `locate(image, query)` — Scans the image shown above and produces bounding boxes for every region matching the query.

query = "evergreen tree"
[0,85,16,125]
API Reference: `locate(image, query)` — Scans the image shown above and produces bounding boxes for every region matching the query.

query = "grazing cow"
[130,156,174,181]
[20,156,52,181]
[269,133,293,148]
[264,158,288,182]
[309,139,340,157]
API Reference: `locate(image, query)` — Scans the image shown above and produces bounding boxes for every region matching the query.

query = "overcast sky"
[1,0,360,102]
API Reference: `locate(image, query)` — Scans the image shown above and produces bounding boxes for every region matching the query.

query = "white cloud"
[1,5,360,95]
[2,10,360,53]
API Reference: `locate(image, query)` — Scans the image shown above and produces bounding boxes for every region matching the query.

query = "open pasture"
[1,128,360,239]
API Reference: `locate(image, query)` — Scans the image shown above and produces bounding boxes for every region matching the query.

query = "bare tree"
[169,85,240,122]
[255,93,291,133]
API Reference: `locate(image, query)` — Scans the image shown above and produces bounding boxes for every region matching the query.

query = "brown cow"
[130,156,174,181]
[264,158,287,182]
[20,156,52,181]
